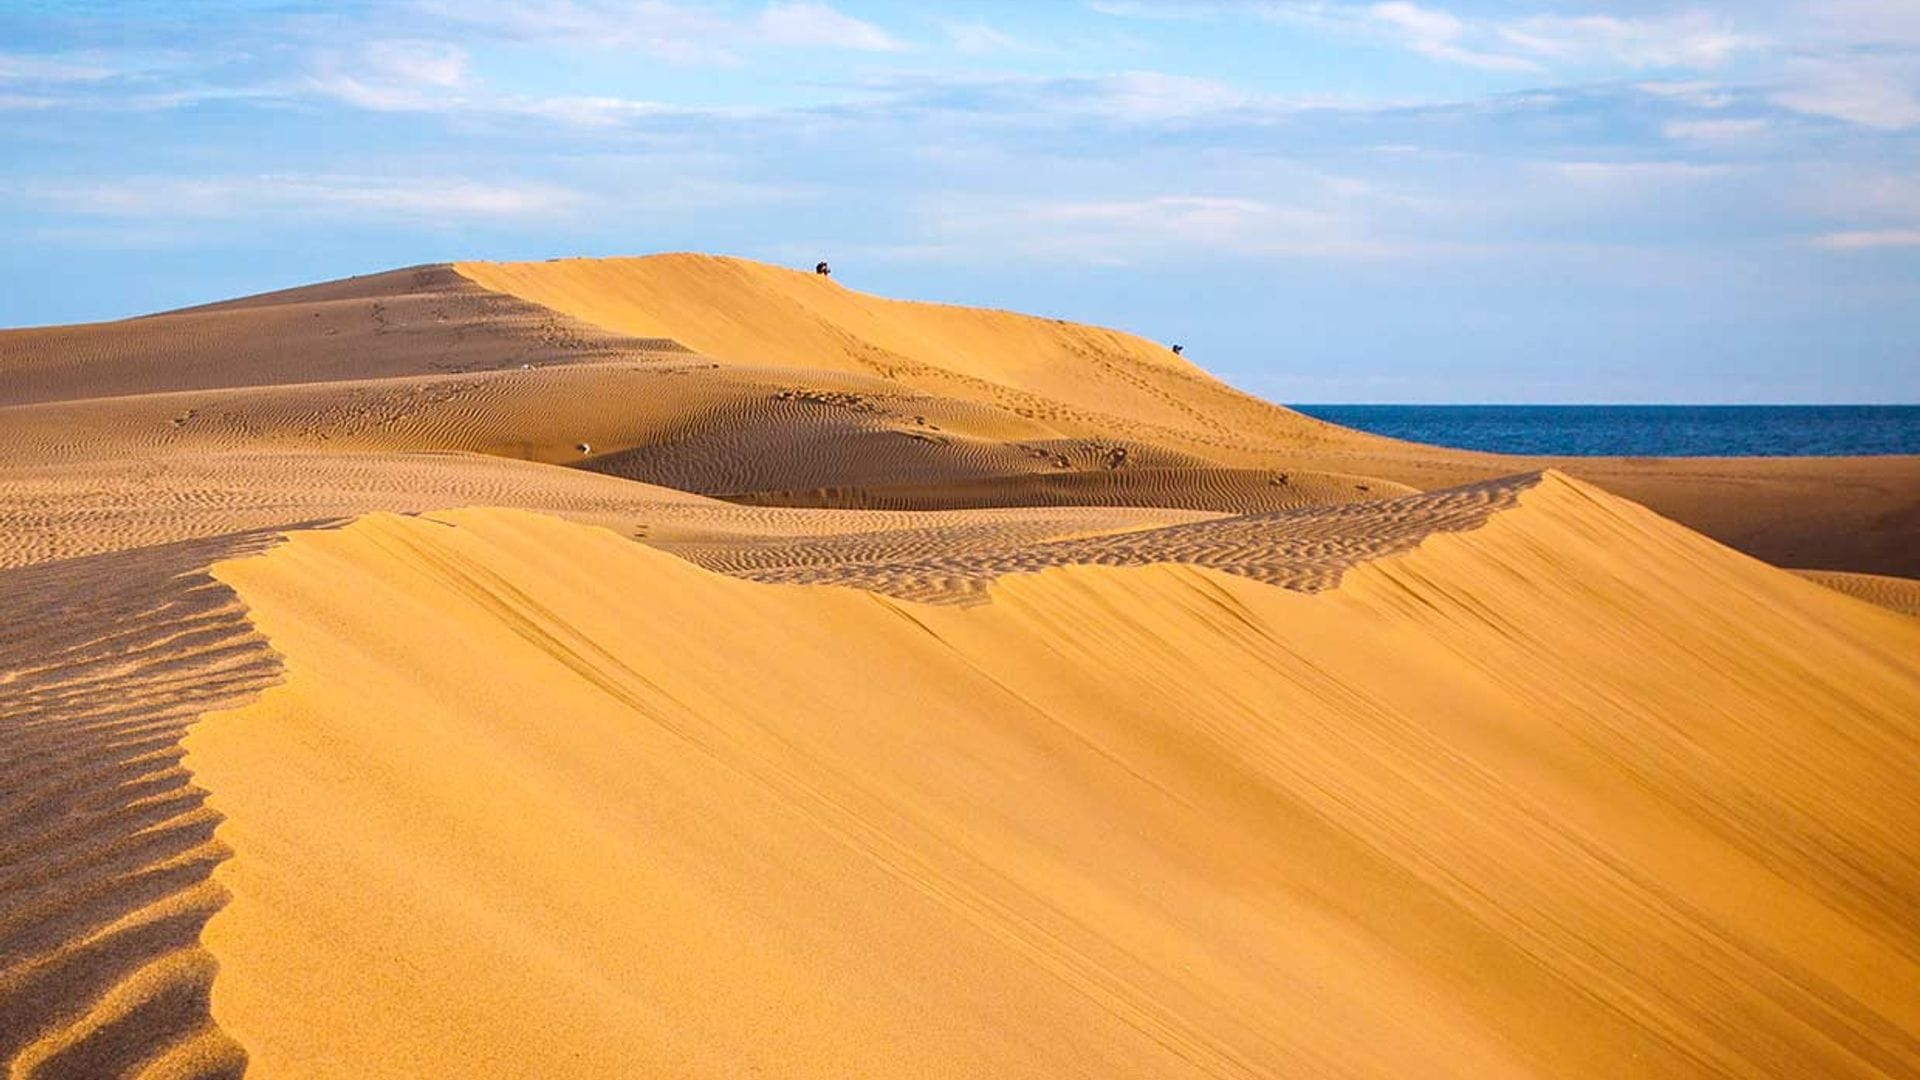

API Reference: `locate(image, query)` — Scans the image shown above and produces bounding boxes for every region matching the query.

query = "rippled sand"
[2,255,1917,1077]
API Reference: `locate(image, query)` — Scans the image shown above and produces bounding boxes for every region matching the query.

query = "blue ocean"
[1287,405,1920,457]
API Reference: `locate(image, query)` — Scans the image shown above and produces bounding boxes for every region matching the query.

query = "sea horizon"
[1288,403,1920,457]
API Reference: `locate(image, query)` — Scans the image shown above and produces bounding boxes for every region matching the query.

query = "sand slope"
[0,533,283,1078]
[454,254,1371,459]
[455,256,1920,577]
[182,473,1920,1078]
[3,253,1919,1076]
[3,254,1915,576]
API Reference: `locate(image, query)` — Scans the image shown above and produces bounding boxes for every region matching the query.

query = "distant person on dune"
[815,261,831,277]
[1171,344,1183,356]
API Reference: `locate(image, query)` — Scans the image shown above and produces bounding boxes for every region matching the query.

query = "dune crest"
[183,473,1920,1078]
[0,533,282,1078]
[4,254,1918,1075]
[4,255,1915,576]
[454,254,1258,432]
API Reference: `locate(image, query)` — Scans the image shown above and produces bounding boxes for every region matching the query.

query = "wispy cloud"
[939,20,1034,57]
[27,174,582,222]
[1495,12,1759,71]
[1811,228,1920,250]
[1807,0,1920,48]
[758,2,903,51]
[1661,117,1771,142]
[3,0,1916,398]
[1773,56,1920,130]
[834,68,1359,129]
[912,182,1425,265]
[1636,81,1737,109]
[1541,160,1736,189]
[1795,167,1920,254]
[411,0,903,62]
[0,52,122,83]
[1369,2,1543,74]
[307,40,471,111]
[1082,1,1220,19]
[493,94,763,127]
[1089,2,1760,75]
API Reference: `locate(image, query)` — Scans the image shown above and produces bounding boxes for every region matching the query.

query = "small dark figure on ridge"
[815,261,831,277]
[1171,344,1184,356]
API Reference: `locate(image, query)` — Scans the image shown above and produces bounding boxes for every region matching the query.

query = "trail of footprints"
[686,474,1539,603]
[0,467,1541,1077]
[0,248,1545,1076]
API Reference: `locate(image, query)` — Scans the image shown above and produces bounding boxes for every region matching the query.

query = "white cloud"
[308,40,470,111]
[941,20,1032,56]
[1809,165,1920,206]
[1807,0,1920,47]
[915,182,1421,265]
[1092,2,1760,75]
[1078,71,1259,121]
[1528,159,1743,205]
[1083,1,1226,19]
[1367,2,1542,73]
[1543,159,1743,184]
[1662,117,1770,142]
[1636,81,1736,109]
[1811,229,1920,250]
[31,174,581,222]
[847,67,1372,129]
[1798,168,1920,242]
[1772,56,1920,130]
[1498,12,1759,70]
[0,52,120,83]
[758,2,903,51]
[496,94,760,127]
[361,39,467,88]
[413,0,902,61]
[845,69,1277,126]
[412,0,736,62]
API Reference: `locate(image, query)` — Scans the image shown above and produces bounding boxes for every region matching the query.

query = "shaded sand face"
[2,254,1919,1076]
[183,476,1920,1078]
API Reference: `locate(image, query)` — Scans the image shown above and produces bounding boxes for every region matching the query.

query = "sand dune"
[1795,570,1920,617]
[5,255,1915,574]
[454,256,1920,577]
[179,474,1920,1078]
[3,254,1919,1076]
[0,533,282,1078]
[0,266,656,409]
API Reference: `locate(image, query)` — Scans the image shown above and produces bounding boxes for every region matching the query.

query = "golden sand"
[2,255,1918,1076]
[185,477,1920,1077]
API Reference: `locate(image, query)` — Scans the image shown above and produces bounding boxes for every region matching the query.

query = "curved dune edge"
[452,254,1212,390]
[447,256,1920,579]
[0,531,287,1080]
[6,253,1916,578]
[183,472,1920,1078]
[451,255,1383,460]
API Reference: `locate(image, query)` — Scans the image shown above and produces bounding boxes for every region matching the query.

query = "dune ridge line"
[179,471,1920,1078]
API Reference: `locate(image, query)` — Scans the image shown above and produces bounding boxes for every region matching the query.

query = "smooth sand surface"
[2,254,1918,1076]
[184,475,1920,1078]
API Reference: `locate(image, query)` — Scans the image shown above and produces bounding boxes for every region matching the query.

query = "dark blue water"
[1287,405,1920,457]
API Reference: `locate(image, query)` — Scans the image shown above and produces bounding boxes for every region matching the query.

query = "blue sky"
[2,1,1916,402]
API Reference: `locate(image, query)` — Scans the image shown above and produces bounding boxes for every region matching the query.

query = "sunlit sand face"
[2,256,1917,1078]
